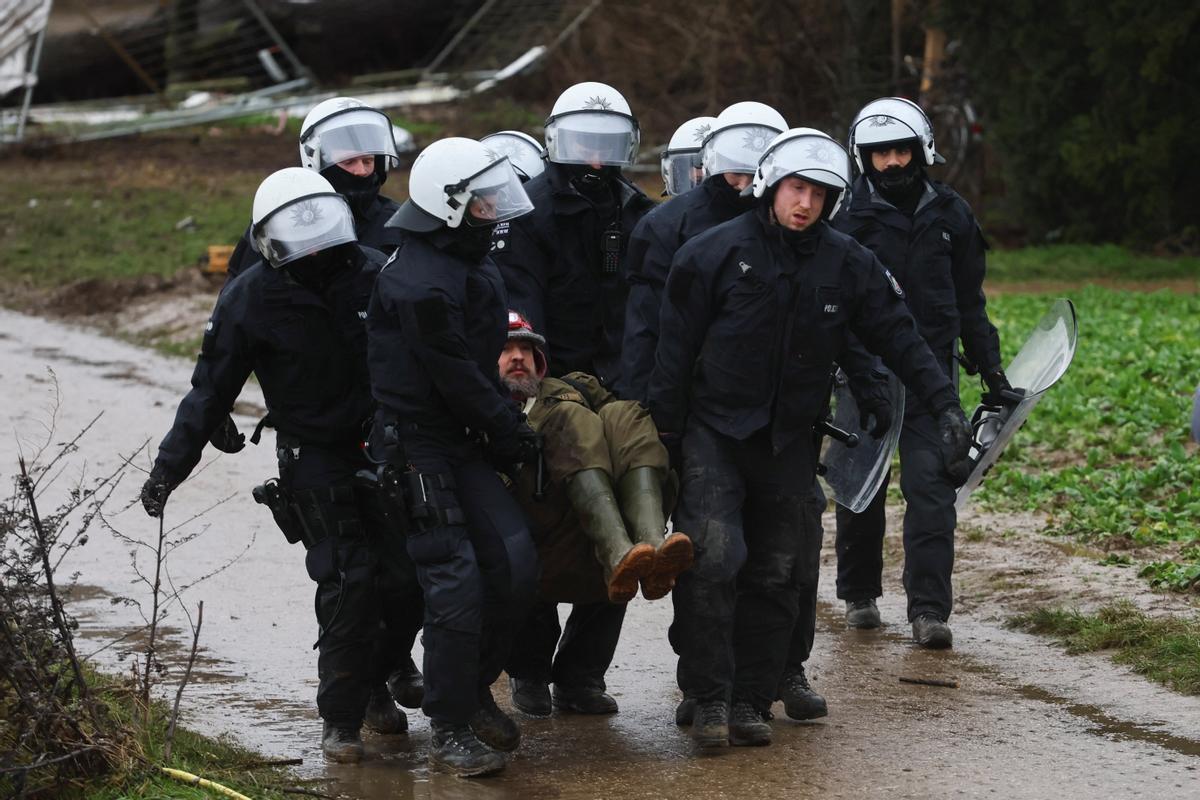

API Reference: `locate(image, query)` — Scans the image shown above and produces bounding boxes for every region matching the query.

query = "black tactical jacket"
[153,246,384,482]
[649,210,957,453]
[622,175,753,403]
[832,176,1001,378]
[367,231,523,449]
[490,162,655,395]
[226,193,404,280]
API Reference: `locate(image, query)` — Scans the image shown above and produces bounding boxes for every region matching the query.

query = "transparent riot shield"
[955,298,1078,510]
[822,369,906,513]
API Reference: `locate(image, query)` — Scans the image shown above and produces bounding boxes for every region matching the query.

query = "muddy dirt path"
[3,307,1200,799]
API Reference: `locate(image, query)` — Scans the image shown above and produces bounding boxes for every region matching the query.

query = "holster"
[252,478,320,547]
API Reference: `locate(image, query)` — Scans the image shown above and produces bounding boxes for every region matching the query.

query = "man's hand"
[659,432,683,473]
[982,367,1024,407]
[489,420,540,469]
[208,414,246,454]
[140,466,179,518]
[858,396,894,439]
[937,405,973,487]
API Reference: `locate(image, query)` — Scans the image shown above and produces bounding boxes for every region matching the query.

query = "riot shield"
[822,369,906,513]
[955,298,1078,510]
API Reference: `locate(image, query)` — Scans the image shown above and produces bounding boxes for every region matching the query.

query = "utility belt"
[251,479,360,548]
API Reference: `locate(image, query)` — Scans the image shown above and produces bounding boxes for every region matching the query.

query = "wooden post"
[920,0,947,106]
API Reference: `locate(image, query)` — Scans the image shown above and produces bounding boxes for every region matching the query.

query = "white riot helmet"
[661,115,717,196]
[752,128,852,220]
[544,81,640,167]
[391,137,534,232]
[392,124,416,154]
[701,101,787,178]
[847,96,944,174]
[298,97,401,173]
[251,168,357,268]
[481,130,547,181]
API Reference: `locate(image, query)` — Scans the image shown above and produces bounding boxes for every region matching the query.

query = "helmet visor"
[307,109,400,171]
[257,193,357,267]
[546,111,639,166]
[758,135,850,193]
[661,150,703,196]
[463,159,535,227]
[703,124,779,176]
[482,132,546,181]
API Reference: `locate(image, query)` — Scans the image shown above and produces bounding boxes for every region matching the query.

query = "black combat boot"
[552,682,618,714]
[778,666,828,720]
[429,721,506,777]
[509,676,552,717]
[387,657,425,709]
[845,598,882,629]
[364,685,408,735]
[675,696,696,726]
[729,701,772,747]
[321,721,365,763]
[469,688,521,752]
[691,699,729,748]
[912,614,953,649]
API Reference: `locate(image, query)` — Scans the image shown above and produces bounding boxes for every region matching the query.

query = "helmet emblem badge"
[583,95,613,111]
[289,200,323,227]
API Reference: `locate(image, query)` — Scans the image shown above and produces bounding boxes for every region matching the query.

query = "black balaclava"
[429,220,496,263]
[565,163,621,199]
[321,163,385,221]
[285,242,356,292]
[862,139,924,215]
[707,173,756,215]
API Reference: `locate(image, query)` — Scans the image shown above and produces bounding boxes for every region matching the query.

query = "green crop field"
[962,286,1200,588]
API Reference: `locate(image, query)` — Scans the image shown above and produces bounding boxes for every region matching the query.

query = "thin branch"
[164,600,203,762]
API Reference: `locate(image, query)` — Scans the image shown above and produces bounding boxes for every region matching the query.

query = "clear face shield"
[304,108,401,172]
[254,193,357,267]
[545,111,639,167]
[661,149,704,196]
[457,158,535,227]
[703,124,779,177]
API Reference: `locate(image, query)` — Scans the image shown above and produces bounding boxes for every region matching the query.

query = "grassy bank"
[988,244,1200,283]
[1009,602,1200,695]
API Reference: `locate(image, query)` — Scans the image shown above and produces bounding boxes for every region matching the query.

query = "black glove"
[937,405,973,487]
[139,466,180,518]
[489,420,541,470]
[659,432,683,474]
[208,414,246,454]
[982,367,1024,407]
[858,396,894,439]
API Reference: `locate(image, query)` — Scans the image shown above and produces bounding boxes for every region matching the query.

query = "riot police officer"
[481,130,547,182]
[491,81,654,719]
[659,115,718,198]
[366,137,540,776]
[225,97,406,279]
[139,168,417,762]
[650,128,972,748]
[833,97,1010,648]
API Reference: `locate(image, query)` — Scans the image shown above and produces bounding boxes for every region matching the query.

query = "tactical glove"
[936,405,973,487]
[208,414,246,454]
[982,367,1024,407]
[858,396,894,439]
[139,466,180,518]
[489,420,541,471]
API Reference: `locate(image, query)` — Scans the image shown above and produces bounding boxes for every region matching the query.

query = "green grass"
[962,286,1200,587]
[1009,602,1200,695]
[988,244,1200,283]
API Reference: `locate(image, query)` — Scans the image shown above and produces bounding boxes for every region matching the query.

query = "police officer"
[219,95,426,719]
[659,115,717,198]
[650,128,972,748]
[139,168,417,762]
[833,97,1011,648]
[623,101,786,404]
[491,81,654,718]
[481,130,547,182]
[225,97,406,279]
[366,137,540,776]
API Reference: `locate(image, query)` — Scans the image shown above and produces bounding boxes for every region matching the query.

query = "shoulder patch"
[882,266,904,298]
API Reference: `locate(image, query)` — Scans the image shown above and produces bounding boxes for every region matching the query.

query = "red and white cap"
[507,311,548,378]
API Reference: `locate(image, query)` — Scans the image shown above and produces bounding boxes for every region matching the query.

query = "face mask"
[566,163,620,195]
[439,222,496,263]
[321,165,383,220]
[286,244,354,291]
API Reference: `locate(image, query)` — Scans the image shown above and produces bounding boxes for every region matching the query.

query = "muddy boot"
[321,722,365,763]
[845,598,882,629]
[566,468,655,603]
[386,657,425,709]
[429,721,506,777]
[470,688,521,752]
[365,685,408,735]
[617,466,693,600]
[692,700,729,748]
[778,666,827,720]
[913,614,953,649]
[552,683,618,714]
[675,697,696,726]
[729,702,772,747]
[509,676,552,717]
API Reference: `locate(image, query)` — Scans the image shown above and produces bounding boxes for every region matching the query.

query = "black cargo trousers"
[278,436,423,729]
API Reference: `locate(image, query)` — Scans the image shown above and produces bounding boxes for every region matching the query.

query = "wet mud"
[3,307,1200,799]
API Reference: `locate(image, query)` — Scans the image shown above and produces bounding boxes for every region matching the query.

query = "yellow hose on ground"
[160,766,253,800]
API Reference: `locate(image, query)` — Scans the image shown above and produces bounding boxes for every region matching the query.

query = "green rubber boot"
[566,468,655,603]
[617,467,692,600]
